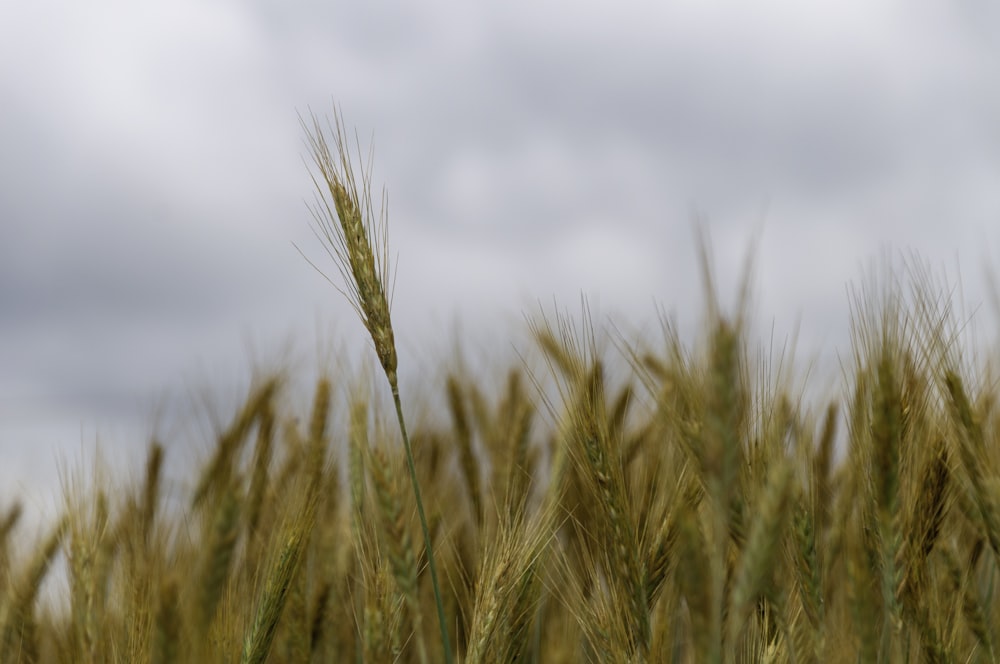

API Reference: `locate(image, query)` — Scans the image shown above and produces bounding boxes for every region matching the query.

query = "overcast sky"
[2,0,1000,526]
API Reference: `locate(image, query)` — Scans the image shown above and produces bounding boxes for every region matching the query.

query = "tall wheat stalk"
[299,106,453,663]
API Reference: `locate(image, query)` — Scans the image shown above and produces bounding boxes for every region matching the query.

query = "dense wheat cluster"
[2,112,999,663]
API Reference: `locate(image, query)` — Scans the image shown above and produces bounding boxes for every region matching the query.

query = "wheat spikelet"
[812,403,838,544]
[676,507,716,663]
[280,551,309,663]
[301,110,397,382]
[1,517,66,657]
[67,491,115,664]
[705,318,748,547]
[348,396,369,535]
[306,377,332,495]
[359,555,404,663]
[870,349,905,642]
[535,326,577,379]
[846,513,880,663]
[192,378,278,509]
[945,371,1000,558]
[644,500,679,609]
[368,444,428,664]
[466,504,553,664]
[140,442,164,547]
[789,490,822,659]
[465,551,510,664]
[308,581,332,656]
[241,528,309,664]
[150,577,180,664]
[533,308,652,656]
[0,503,23,598]
[195,486,241,641]
[898,443,949,610]
[245,399,275,538]
[607,383,634,445]
[501,372,536,521]
[447,375,483,529]
[727,459,793,652]
[693,316,748,664]
[940,540,992,659]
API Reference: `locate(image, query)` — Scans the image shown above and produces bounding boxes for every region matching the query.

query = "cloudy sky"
[2,0,1000,525]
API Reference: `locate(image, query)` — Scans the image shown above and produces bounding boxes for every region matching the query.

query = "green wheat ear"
[300,105,453,664]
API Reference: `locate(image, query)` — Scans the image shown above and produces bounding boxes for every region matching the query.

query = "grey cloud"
[2,1,1000,526]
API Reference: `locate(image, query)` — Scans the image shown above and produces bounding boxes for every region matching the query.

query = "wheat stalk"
[300,106,453,663]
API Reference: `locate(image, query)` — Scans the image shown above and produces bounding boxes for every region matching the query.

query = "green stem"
[390,381,454,664]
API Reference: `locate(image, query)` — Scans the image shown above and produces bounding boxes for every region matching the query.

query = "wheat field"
[2,110,998,663]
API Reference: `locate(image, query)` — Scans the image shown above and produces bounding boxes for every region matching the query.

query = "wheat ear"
[151,578,180,664]
[368,444,428,664]
[0,503,21,599]
[195,485,241,644]
[1,517,66,656]
[727,459,793,651]
[241,527,310,664]
[301,106,452,663]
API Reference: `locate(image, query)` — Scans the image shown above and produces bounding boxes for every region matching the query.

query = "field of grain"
[1,111,997,663]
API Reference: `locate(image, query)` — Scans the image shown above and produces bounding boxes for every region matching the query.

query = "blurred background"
[2,0,1000,531]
